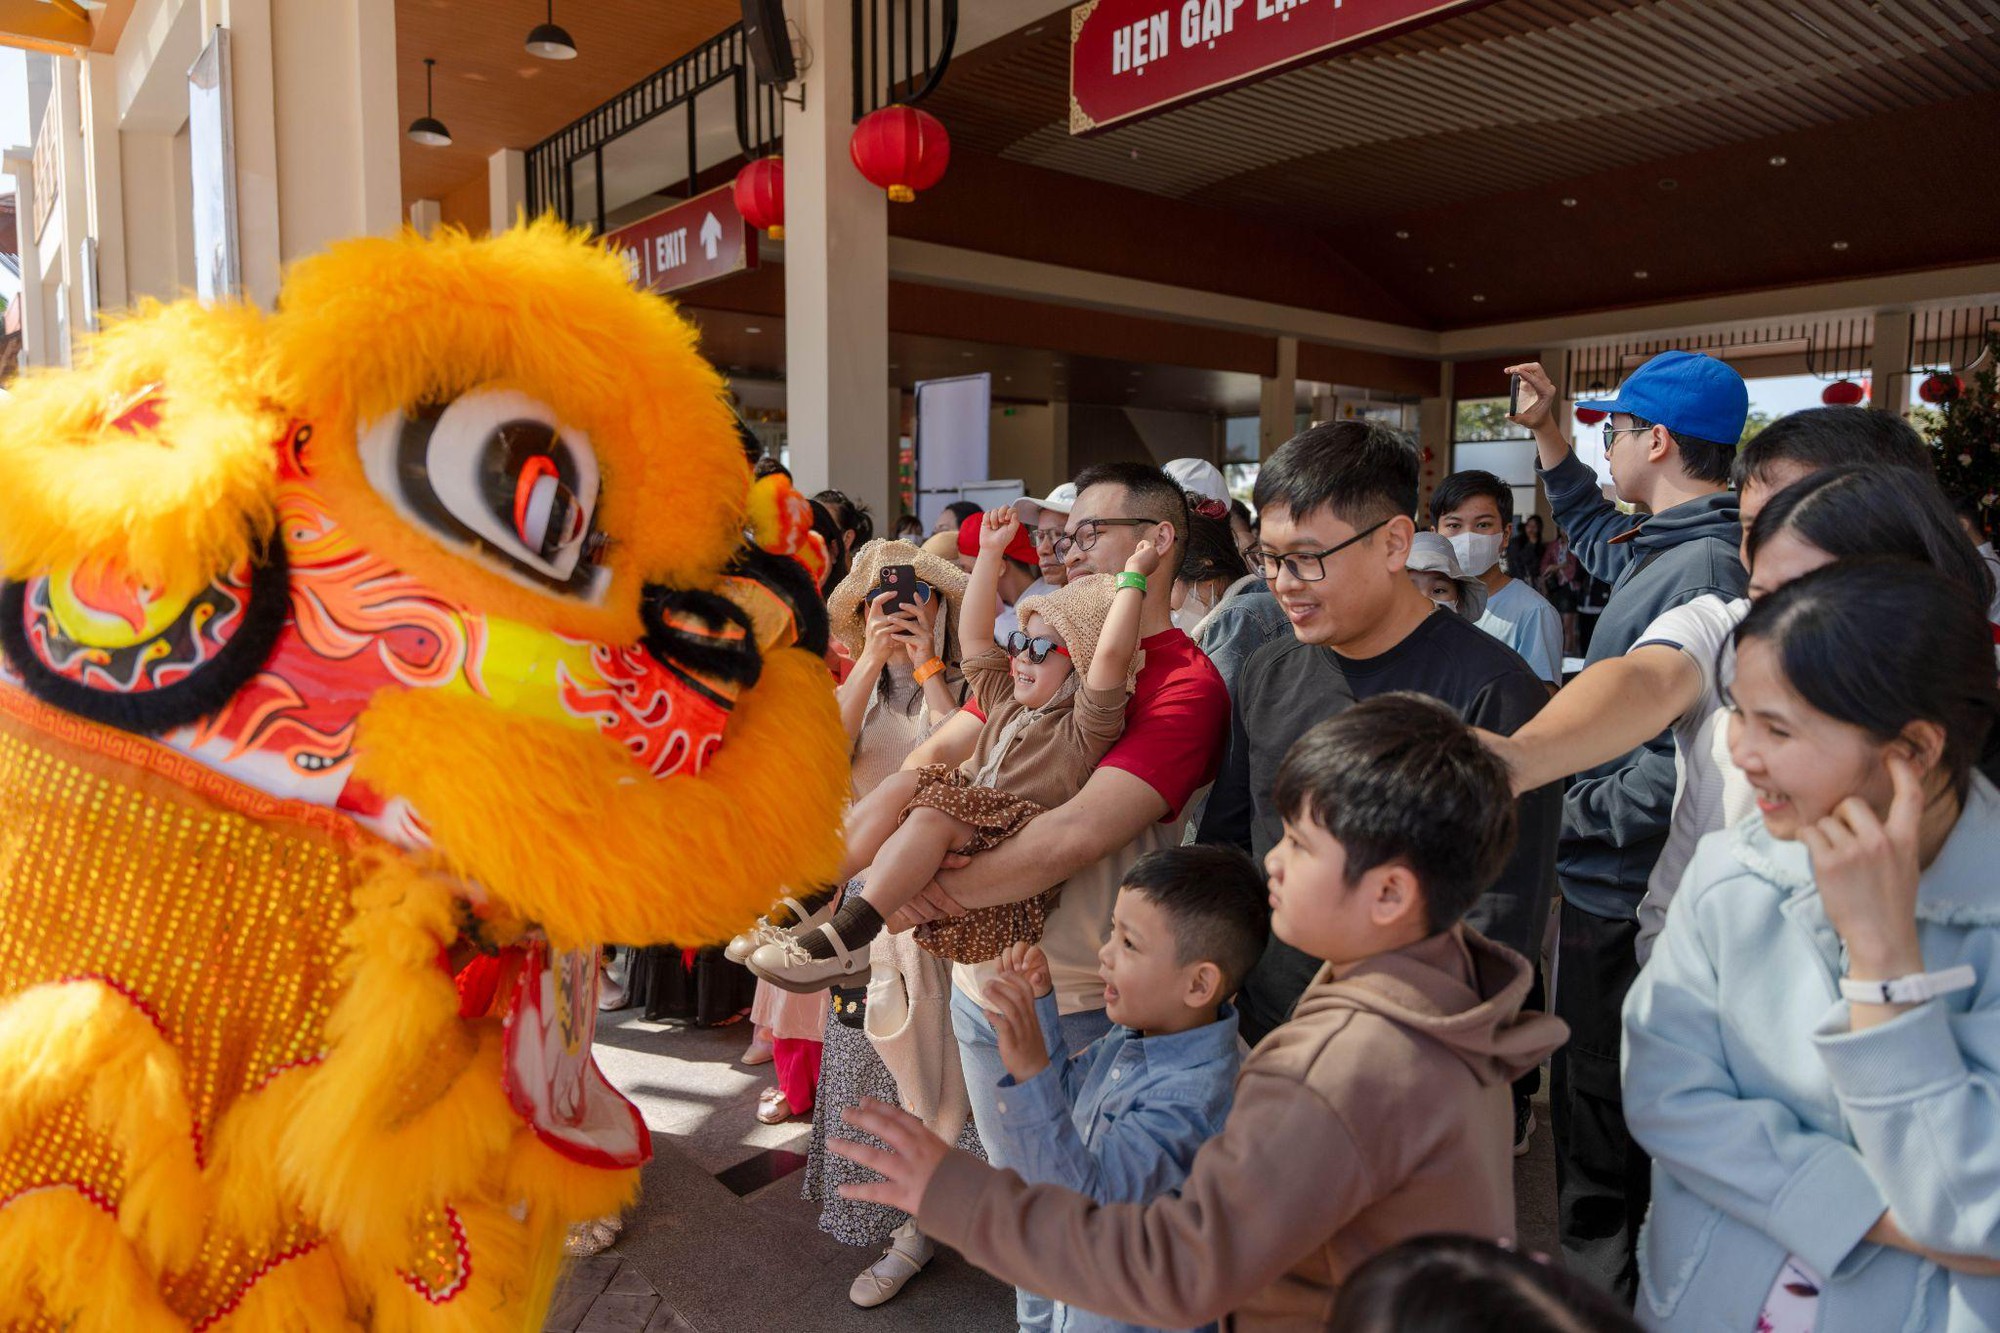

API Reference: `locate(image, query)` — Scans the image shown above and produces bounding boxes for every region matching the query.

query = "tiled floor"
[549,1008,1562,1331]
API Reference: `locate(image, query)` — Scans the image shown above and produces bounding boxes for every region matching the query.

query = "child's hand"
[996,940,1053,997]
[985,971,1051,1084]
[980,506,1022,557]
[833,1098,952,1214]
[1125,531,1171,579]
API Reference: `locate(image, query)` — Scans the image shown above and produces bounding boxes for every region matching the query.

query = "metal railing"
[853,0,957,119]
[524,24,784,226]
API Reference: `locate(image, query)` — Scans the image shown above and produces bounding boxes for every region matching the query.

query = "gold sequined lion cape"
[0,219,848,1331]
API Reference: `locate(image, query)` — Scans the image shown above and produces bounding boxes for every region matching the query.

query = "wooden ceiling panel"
[395,0,741,208]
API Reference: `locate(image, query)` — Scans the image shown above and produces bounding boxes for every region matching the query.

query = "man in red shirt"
[893,461,1231,1332]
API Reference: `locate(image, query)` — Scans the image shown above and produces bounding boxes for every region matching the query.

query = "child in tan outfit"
[750,506,1163,993]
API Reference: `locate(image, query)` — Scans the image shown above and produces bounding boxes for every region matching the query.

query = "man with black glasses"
[1197,426,1560,1108]
[1506,352,1748,1301]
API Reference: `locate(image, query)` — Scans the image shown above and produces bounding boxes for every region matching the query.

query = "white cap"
[1015,481,1077,529]
[1163,457,1230,506]
[1405,532,1489,621]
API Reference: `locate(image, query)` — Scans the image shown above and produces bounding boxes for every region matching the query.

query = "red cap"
[958,512,1039,567]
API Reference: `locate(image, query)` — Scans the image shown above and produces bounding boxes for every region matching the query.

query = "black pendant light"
[407,57,451,147]
[526,0,578,60]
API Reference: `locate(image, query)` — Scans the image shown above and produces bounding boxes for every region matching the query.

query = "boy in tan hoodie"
[832,692,1569,1330]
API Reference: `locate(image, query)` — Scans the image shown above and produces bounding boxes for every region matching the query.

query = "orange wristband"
[912,657,946,685]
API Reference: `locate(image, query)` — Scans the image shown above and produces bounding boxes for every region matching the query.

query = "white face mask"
[1447,531,1504,576]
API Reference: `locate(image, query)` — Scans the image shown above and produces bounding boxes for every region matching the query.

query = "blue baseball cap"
[1577,351,1749,446]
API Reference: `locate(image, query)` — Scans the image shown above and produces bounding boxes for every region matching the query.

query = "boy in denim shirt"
[981,845,1268,1333]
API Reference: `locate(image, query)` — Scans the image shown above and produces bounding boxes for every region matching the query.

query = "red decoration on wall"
[1921,372,1964,404]
[733,157,784,239]
[849,105,950,203]
[1575,407,1608,426]
[1821,379,1866,406]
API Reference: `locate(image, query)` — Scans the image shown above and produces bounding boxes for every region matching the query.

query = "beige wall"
[987,403,1058,496]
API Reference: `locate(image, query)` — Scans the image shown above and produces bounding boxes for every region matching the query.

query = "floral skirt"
[901,766,1063,965]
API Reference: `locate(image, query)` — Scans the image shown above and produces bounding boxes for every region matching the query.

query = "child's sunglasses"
[1003,631,1070,665]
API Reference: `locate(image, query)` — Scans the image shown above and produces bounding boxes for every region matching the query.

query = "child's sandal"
[746,924,869,994]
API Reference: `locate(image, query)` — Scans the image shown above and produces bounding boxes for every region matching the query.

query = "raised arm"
[1506,360,1635,582]
[1088,536,1167,695]
[1482,645,1700,795]
[934,767,1169,911]
[836,591,899,740]
[961,506,1020,650]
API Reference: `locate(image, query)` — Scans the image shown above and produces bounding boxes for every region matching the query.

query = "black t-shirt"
[1198,607,1562,1044]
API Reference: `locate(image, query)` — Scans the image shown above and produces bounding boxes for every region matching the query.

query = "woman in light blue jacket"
[1624,559,2000,1332]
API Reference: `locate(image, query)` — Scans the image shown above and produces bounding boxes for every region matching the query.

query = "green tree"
[1925,331,2000,523]
[1739,409,1773,444]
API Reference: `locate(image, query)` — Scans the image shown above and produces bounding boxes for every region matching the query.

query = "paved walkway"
[547,1008,1561,1331]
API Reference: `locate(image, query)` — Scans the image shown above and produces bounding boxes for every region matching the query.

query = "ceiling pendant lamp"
[407,57,452,147]
[526,0,578,59]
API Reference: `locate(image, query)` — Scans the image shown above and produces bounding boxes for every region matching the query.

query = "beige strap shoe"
[849,1222,935,1308]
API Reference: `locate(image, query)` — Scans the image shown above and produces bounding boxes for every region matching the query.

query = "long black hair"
[1734,559,2000,799]
[1748,465,1995,610]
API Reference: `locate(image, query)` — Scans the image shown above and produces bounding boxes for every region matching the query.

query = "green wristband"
[1116,571,1149,592]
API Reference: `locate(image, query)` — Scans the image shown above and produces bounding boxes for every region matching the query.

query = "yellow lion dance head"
[0,220,847,1329]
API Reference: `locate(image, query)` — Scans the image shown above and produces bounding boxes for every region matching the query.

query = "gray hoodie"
[1539,451,1748,920]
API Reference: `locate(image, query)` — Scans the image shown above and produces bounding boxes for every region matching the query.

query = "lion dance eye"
[359,388,605,600]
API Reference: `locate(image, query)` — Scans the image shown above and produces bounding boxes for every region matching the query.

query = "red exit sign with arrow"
[603,184,758,295]
[1069,0,1483,134]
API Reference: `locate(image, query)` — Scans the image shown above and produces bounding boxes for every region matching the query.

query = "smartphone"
[876,563,923,615]
[1509,373,1539,418]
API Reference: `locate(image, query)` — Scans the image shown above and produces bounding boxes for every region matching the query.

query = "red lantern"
[733,156,784,239]
[1575,407,1608,426]
[849,105,950,203]
[1921,372,1963,404]
[1821,379,1865,406]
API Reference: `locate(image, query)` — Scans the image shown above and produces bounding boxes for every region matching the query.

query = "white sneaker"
[746,925,867,993]
[725,894,835,964]
[849,1221,934,1308]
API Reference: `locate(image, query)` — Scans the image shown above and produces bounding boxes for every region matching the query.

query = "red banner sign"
[1069,0,1481,134]
[603,185,757,295]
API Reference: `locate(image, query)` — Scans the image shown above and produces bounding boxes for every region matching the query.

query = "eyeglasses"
[1031,526,1065,551]
[1051,518,1153,559]
[1004,631,1070,664]
[1602,420,1653,450]
[1248,519,1391,583]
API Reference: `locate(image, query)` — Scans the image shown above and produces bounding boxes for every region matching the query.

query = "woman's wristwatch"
[1838,965,1976,1006]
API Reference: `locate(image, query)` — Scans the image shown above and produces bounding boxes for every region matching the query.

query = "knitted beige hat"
[827,538,971,656]
[1014,573,1143,694]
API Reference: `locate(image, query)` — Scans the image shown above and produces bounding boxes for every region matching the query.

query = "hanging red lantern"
[1920,372,1963,404]
[1821,379,1865,406]
[1575,407,1608,426]
[849,105,950,203]
[733,156,784,239]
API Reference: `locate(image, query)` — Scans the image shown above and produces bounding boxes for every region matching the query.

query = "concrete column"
[3,149,46,367]
[409,198,441,236]
[1872,310,1913,417]
[782,0,892,525]
[1050,397,1070,487]
[81,53,128,314]
[55,56,90,340]
[1417,360,1455,502]
[489,148,526,230]
[1258,334,1297,459]
[1310,390,1337,426]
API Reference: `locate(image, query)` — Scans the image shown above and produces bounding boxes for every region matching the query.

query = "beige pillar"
[1417,360,1455,476]
[1310,390,1337,426]
[1050,397,1071,487]
[81,53,128,314]
[489,148,526,230]
[3,149,47,366]
[782,0,893,525]
[409,198,441,237]
[1872,310,1913,418]
[1258,334,1298,459]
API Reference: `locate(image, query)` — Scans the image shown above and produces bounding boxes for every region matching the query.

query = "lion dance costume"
[0,221,848,1330]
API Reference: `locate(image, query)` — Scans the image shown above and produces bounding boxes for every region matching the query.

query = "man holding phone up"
[1506,353,1748,1300]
